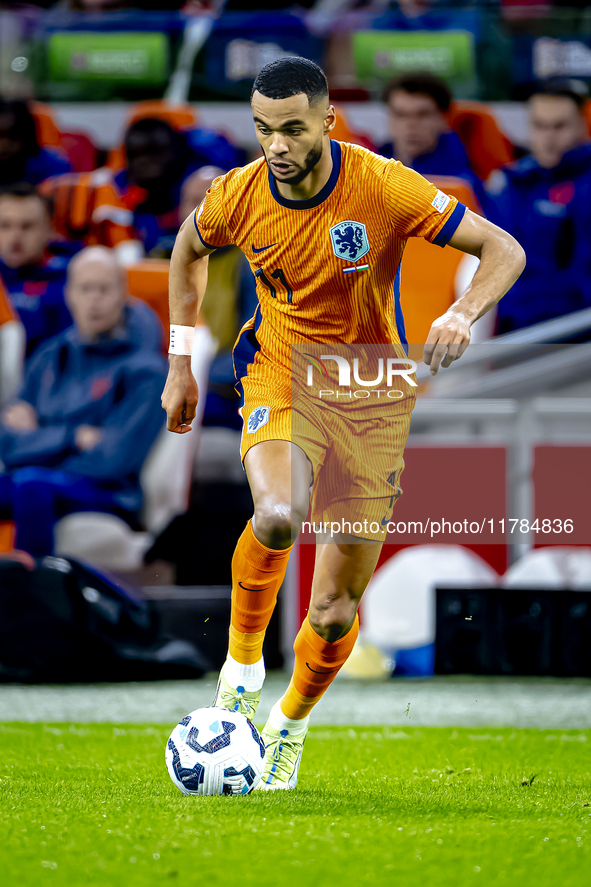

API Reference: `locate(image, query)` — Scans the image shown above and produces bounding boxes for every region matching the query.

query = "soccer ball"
[165,706,266,796]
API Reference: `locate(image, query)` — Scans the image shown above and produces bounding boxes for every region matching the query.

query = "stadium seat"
[30,102,62,149]
[400,176,483,347]
[331,106,377,152]
[59,131,98,173]
[446,101,514,181]
[127,99,199,131]
[126,260,171,335]
[0,521,15,554]
[53,324,216,571]
[31,102,98,173]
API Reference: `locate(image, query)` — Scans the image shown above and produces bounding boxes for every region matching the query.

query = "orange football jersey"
[194,140,466,374]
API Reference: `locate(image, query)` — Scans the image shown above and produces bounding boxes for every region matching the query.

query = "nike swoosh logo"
[238,581,271,592]
[252,243,278,253]
[306,662,340,675]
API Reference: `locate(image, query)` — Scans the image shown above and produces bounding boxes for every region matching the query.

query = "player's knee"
[309,593,359,642]
[253,497,306,549]
[309,611,353,643]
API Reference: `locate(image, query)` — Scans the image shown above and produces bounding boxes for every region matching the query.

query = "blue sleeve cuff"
[432,202,467,248]
[193,211,218,251]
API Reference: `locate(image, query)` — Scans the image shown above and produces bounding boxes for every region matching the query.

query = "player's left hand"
[423,310,471,375]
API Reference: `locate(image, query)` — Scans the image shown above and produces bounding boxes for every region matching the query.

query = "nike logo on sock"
[305,662,339,675]
[238,581,271,592]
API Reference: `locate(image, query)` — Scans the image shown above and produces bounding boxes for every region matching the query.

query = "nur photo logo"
[303,352,417,399]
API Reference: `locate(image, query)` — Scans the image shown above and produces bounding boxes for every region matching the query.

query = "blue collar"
[268,139,341,210]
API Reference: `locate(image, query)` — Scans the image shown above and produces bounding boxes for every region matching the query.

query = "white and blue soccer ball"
[165,707,266,796]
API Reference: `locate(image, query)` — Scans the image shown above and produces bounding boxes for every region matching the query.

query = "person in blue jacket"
[0,99,71,187]
[379,72,486,209]
[0,246,167,556]
[0,182,74,358]
[485,79,591,333]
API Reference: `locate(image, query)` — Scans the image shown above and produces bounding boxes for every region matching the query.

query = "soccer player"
[162,58,525,790]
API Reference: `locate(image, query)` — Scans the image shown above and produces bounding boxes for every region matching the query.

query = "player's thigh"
[244,439,313,523]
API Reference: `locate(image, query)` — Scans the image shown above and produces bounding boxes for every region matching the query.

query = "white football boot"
[212,656,263,719]
[256,717,308,791]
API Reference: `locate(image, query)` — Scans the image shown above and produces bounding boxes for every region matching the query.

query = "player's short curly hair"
[251,58,328,106]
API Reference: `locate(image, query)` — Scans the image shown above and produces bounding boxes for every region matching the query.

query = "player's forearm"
[169,218,209,326]
[452,228,526,325]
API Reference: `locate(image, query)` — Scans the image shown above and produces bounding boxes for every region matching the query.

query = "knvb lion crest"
[329,220,370,262]
[247,406,270,434]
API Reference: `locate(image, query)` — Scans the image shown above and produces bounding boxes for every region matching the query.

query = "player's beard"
[267,139,323,186]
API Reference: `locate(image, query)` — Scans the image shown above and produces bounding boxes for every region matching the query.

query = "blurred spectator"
[118,118,186,257]
[179,165,224,224]
[39,169,142,265]
[485,80,591,333]
[0,100,71,188]
[0,246,166,557]
[40,112,241,260]
[0,182,73,360]
[380,73,485,206]
[113,119,241,257]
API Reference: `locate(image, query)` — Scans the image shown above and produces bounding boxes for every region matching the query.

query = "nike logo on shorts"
[252,243,278,253]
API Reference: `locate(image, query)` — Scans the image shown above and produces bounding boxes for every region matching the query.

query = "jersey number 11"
[255,268,293,304]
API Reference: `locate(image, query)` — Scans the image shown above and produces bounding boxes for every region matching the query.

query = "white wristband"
[169,325,195,356]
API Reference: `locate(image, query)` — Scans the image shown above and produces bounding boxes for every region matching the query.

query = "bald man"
[0,246,167,556]
[179,166,225,224]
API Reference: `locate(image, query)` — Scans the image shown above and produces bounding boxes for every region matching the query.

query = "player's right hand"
[161,356,199,434]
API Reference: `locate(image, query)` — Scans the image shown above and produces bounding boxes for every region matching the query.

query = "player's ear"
[324,104,337,135]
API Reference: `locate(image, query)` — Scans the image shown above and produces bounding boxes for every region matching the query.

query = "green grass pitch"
[0,723,589,887]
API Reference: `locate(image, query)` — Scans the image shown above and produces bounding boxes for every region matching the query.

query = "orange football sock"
[229,519,293,665]
[280,614,360,720]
